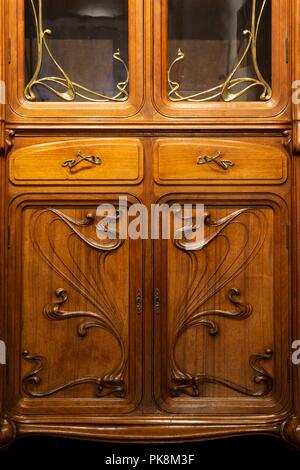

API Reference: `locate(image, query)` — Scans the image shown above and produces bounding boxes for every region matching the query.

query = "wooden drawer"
[9,138,143,185]
[154,139,288,185]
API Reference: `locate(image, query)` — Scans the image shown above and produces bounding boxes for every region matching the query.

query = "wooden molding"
[281,416,300,447]
[4,129,15,156]
[293,122,300,154]
[0,418,17,448]
[292,0,300,121]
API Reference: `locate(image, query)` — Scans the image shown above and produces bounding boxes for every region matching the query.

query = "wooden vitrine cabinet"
[0,0,300,447]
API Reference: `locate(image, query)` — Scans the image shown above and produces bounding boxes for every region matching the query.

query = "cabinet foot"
[281,416,300,447]
[0,417,17,448]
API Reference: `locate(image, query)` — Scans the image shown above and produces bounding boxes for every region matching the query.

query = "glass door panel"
[167,0,272,103]
[25,0,129,103]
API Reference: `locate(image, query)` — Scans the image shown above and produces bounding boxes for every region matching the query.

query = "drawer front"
[9,139,143,185]
[154,139,288,185]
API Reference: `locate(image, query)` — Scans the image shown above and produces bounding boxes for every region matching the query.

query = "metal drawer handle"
[197,152,234,170]
[62,151,102,170]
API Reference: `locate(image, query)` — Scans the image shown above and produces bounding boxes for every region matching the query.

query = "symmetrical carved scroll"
[22,208,127,398]
[168,0,272,102]
[22,348,125,398]
[169,207,273,397]
[45,288,124,342]
[170,349,273,398]
[172,287,252,342]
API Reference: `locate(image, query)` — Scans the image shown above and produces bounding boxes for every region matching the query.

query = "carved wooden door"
[154,194,290,416]
[7,195,142,416]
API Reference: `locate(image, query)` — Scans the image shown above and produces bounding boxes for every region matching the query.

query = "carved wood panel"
[154,195,289,415]
[8,195,142,415]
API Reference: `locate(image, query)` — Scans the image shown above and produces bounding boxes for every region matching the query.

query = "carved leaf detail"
[23,208,127,398]
[170,350,273,398]
[169,207,273,398]
[22,351,125,398]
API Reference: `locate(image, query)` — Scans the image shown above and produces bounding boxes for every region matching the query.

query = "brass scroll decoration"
[25,0,129,102]
[168,0,272,103]
[62,151,102,170]
[197,152,235,170]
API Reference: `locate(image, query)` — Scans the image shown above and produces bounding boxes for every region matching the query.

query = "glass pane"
[167,0,272,103]
[25,0,129,102]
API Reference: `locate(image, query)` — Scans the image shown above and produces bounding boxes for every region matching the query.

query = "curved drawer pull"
[197,152,234,170]
[62,151,102,170]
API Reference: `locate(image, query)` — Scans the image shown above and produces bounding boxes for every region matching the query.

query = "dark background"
[0,435,300,468]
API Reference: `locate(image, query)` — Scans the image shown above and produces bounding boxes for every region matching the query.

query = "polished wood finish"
[6,0,145,123]
[0,0,4,154]
[9,138,144,185]
[8,195,143,415]
[3,0,292,127]
[0,0,299,448]
[154,194,289,413]
[292,0,300,152]
[154,138,288,185]
[153,0,290,123]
